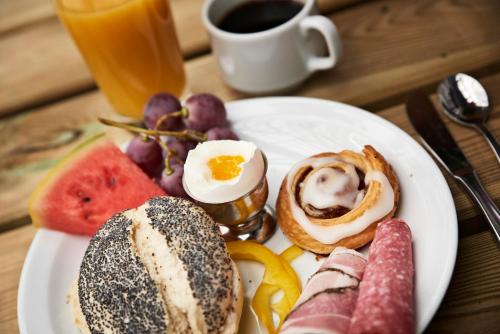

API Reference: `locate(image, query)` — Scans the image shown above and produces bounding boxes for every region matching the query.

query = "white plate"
[18,97,457,334]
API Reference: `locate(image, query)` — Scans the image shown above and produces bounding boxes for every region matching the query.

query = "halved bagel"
[69,196,243,334]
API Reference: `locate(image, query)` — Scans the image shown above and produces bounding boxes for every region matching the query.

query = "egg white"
[183,140,265,203]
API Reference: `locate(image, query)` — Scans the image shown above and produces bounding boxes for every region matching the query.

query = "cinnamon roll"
[276,145,400,254]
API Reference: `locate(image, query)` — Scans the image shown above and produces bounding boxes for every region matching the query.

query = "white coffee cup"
[202,0,342,94]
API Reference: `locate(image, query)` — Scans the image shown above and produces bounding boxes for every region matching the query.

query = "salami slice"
[349,219,415,334]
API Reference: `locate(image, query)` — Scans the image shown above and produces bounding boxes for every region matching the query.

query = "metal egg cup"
[186,152,276,243]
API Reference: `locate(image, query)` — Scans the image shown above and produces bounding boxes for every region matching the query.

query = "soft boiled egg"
[183,140,265,203]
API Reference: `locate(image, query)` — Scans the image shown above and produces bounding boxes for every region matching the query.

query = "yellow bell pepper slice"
[226,241,301,304]
[226,242,303,334]
[279,245,304,288]
[252,283,280,333]
[280,245,304,263]
[271,245,305,329]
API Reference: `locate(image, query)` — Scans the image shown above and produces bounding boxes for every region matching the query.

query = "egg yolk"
[207,155,245,181]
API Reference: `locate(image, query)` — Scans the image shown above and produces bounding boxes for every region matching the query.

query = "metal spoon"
[438,73,500,163]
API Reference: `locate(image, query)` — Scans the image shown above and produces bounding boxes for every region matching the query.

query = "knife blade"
[406,90,472,176]
[406,90,500,242]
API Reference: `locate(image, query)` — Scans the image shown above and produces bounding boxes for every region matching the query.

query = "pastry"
[69,196,243,334]
[276,145,400,254]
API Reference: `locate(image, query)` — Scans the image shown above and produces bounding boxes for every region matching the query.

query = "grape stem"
[162,145,174,176]
[98,117,207,142]
[157,140,183,176]
[154,107,189,130]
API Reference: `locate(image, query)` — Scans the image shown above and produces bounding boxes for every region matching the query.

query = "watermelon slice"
[29,134,165,236]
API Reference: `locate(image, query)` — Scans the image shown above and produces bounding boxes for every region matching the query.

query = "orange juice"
[56,0,186,118]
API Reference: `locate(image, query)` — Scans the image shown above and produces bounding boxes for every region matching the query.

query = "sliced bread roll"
[69,196,243,334]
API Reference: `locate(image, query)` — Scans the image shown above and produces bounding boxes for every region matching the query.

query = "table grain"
[0,0,499,333]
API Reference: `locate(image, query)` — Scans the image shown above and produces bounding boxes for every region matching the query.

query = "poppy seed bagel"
[69,196,243,334]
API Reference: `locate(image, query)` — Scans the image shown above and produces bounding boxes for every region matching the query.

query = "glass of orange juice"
[55,0,186,118]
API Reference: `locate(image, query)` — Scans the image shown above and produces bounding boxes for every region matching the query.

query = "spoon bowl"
[438,73,499,162]
[438,73,490,124]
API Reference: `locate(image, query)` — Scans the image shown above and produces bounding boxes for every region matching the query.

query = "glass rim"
[55,0,135,14]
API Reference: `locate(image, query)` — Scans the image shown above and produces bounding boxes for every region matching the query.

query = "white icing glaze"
[286,157,340,188]
[287,163,394,244]
[301,164,362,210]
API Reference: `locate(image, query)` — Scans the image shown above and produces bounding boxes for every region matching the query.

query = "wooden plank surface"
[185,41,500,109]
[1,0,500,333]
[426,231,500,334]
[0,0,53,34]
[0,0,362,35]
[2,0,500,116]
[0,0,206,52]
[0,0,205,115]
[0,0,363,116]
[0,225,37,334]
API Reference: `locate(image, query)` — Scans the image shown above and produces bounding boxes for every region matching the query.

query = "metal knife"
[406,90,500,242]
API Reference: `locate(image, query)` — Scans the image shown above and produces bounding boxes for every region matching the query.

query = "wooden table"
[1,0,499,333]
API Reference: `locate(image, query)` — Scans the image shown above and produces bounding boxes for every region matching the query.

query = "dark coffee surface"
[218,0,303,34]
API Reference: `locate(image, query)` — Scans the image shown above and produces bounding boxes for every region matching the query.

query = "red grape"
[126,136,163,178]
[144,93,183,131]
[164,138,197,161]
[159,164,189,198]
[183,93,227,131]
[206,127,239,141]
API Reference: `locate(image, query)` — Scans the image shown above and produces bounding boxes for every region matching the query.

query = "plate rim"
[18,229,52,334]
[18,96,458,333]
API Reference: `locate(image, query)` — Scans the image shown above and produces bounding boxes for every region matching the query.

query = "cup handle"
[299,15,342,72]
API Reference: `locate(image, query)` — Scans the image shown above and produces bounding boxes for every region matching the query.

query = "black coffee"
[218,0,303,34]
